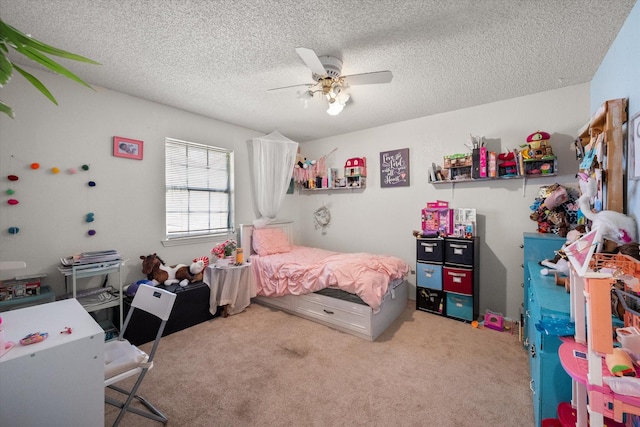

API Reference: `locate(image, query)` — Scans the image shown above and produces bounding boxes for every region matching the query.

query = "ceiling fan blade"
[295,47,327,76]
[343,70,393,85]
[267,83,312,93]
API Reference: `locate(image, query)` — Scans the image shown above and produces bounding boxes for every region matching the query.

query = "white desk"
[0,299,104,427]
[203,263,256,316]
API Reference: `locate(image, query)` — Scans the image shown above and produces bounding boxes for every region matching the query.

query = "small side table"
[203,263,256,317]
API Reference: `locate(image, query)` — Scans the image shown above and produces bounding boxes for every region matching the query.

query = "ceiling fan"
[268,47,393,115]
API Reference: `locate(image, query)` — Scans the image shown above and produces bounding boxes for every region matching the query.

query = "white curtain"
[250,131,298,228]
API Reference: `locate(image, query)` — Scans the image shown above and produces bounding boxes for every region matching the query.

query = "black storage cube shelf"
[416,287,445,315]
[416,238,445,264]
[444,238,475,266]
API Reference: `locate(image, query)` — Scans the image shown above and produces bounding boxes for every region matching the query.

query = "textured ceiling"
[0,0,636,142]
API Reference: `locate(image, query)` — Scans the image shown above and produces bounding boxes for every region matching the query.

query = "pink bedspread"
[250,246,409,312]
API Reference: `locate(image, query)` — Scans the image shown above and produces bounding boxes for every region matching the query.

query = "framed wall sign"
[113,136,143,160]
[380,148,410,187]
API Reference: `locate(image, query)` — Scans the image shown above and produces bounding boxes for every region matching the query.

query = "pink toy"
[19,332,48,346]
[484,310,504,331]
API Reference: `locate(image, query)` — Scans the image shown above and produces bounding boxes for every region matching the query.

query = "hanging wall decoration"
[313,205,331,234]
[380,148,410,187]
[113,136,143,160]
[2,154,100,237]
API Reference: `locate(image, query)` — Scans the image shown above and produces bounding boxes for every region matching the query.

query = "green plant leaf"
[0,100,14,118]
[0,50,13,87]
[13,64,58,105]
[14,44,94,90]
[0,21,100,65]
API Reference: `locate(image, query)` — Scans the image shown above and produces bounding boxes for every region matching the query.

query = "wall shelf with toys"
[300,157,367,192]
[429,131,558,186]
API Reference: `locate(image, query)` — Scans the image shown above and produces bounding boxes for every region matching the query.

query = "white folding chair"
[104,284,176,426]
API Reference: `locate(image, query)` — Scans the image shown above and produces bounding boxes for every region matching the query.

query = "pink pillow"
[252,228,291,256]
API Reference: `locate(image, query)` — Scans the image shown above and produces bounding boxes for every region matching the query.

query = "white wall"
[0,64,593,321]
[288,84,589,319]
[0,67,298,294]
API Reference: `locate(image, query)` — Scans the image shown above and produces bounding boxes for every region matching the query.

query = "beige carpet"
[105,301,534,426]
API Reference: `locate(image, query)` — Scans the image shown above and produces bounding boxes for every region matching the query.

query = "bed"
[239,221,409,341]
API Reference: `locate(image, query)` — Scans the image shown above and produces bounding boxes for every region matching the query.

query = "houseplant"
[0,19,99,118]
[211,239,237,266]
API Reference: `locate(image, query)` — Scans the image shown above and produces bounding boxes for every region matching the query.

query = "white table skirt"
[203,263,256,316]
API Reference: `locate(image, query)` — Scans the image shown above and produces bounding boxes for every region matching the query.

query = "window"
[165,138,234,240]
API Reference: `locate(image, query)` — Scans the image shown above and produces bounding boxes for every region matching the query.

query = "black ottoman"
[121,281,221,345]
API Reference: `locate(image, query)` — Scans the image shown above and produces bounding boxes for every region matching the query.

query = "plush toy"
[295,153,305,169]
[140,253,193,285]
[540,227,585,290]
[530,184,572,237]
[181,256,209,286]
[578,175,637,246]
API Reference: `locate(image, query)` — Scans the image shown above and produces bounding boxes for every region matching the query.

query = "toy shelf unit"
[300,157,366,191]
[58,251,123,333]
[559,253,640,427]
[415,237,479,322]
[431,131,558,185]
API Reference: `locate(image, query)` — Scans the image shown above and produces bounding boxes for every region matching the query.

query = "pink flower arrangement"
[211,239,237,259]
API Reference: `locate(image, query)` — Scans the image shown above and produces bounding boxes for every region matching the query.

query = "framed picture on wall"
[380,148,410,187]
[629,111,640,179]
[113,136,143,160]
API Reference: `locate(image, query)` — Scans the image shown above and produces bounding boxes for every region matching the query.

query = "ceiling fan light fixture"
[336,91,350,105]
[327,101,344,116]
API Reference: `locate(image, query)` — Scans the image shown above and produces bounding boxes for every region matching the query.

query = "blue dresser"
[523,232,571,426]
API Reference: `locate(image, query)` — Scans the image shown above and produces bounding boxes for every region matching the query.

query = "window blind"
[165,138,234,239]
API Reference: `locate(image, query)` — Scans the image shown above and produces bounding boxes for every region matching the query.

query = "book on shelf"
[60,249,121,266]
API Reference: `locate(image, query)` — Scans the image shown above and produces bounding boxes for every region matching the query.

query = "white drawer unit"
[253,281,408,341]
[296,292,371,336]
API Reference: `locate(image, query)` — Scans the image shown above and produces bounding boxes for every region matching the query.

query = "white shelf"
[430,173,557,185]
[59,260,123,332]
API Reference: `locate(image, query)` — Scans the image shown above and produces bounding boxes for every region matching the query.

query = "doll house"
[344,157,366,188]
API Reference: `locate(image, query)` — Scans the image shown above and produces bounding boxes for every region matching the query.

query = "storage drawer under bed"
[296,292,371,335]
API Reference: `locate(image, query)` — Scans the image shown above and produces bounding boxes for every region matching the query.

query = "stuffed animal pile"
[139,253,210,287]
[529,183,580,237]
